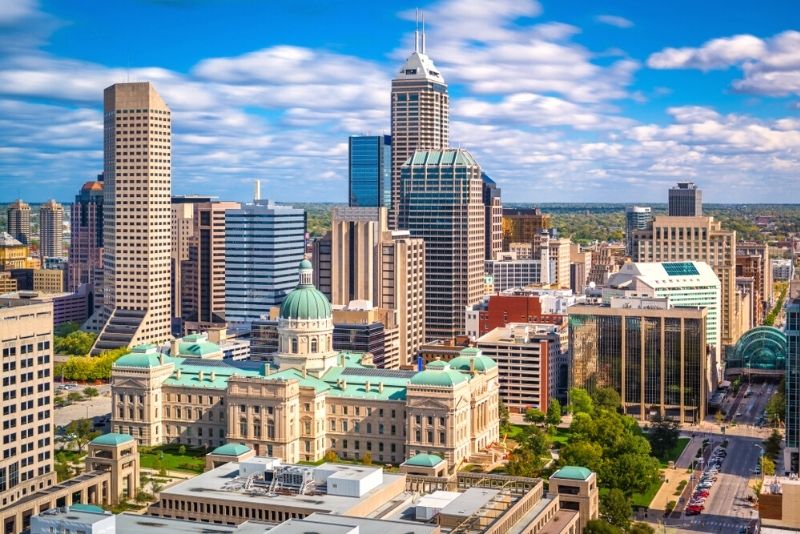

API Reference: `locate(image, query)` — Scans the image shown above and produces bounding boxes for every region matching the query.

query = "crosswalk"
[685,518,745,532]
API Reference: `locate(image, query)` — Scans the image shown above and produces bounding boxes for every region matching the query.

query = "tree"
[498,399,510,432]
[592,387,621,411]
[546,399,562,426]
[323,449,339,462]
[761,456,776,477]
[54,330,97,356]
[506,447,544,477]
[150,478,163,495]
[83,387,99,398]
[525,408,546,425]
[714,410,724,425]
[601,488,632,530]
[55,458,73,482]
[569,388,594,414]
[629,523,655,534]
[559,441,603,473]
[764,429,783,459]
[584,519,621,534]
[65,418,100,452]
[766,383,786,426]
[67,392,83,403]
[362,452,373,465]
[178,445,187,455]
[647,413,680,459]
[603,453,661,497]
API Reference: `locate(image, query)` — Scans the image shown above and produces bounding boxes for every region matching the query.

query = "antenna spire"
[421,11,426,54]
[414,8,419,52]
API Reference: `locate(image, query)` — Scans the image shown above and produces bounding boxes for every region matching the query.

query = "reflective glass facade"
[569,305,707,423]
[786,299,800,472]
[349,135,392,208]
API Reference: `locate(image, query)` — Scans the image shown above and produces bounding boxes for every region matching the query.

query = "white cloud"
[595,15,633,29]
[648,34,765,70]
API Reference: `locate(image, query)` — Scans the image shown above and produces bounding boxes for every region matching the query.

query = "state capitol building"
[111,261,500,470]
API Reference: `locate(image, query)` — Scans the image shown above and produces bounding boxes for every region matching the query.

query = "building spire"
[421,11,426,54]
[414,8,420,52]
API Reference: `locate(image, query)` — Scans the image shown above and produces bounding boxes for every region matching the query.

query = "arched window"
[311,338,318,352]
[291,338,298,353]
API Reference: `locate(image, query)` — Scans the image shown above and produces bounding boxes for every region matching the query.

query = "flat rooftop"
[262,513,438,534]
[160,461,405,515]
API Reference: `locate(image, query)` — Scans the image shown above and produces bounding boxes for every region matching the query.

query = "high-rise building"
[181,200,241,332]
[547,236,572,290]
[632,215,738,347]
[399,149,484,340]
[87,82,173,354]
[569,297,708,423]
[68,179,104,295]
[624,206,652,257]
[348,135,392,209]
[785,285,800,473]
[668,182,702,216]
[332,302,400,369]
[170,196,212,331]
[6,199,31,246]
[569,244,591,295]
[311,233,332,300]
[738,241,773,316]
[327,207,425,364]
[224,197,306,325]
[501,208,551,250]
[38,200,64,258]
[485,251,544,292]
[0,298,56,509]
[389,26,448,228]
[482,173,502,261]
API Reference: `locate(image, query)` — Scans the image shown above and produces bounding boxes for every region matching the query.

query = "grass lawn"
[503,424,527,441]
[657,437,691,467]
[139,444,206,474]
[631,480,662,509]
[550,428,573,446]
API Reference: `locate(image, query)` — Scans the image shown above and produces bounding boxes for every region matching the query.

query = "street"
[54,385,112,429]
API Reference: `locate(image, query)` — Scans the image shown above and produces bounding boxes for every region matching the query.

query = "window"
[310,339,317,352]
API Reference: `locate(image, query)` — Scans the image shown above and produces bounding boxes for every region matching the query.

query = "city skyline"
[1,0,800,204]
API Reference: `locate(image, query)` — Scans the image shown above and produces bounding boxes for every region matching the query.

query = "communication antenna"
[421,12,426,54]
[414,8,419,52]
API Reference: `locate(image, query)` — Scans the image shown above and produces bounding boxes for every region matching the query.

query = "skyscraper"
[624,206,652,257]
[348,135,392,208]
[785,285,800,473]
[389,24,448,228]
[87,82,172,353]
[6,199,31,246]
[39,199,64,258]
[502,208,551,250]
[171,195,212,330]
[399,149,484,340]
[669,182,702,216]
[224,196,306,325]
[482,173,502,260]
[68,179,104,294]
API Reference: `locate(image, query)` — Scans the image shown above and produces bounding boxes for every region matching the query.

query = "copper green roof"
[178,340,220,357]
[114,346,169,368]
[410,366,468,387]
[69,504,106,514]
[299,259,313,270]
[407,149,478,167]
[449,348,497,372]
[552,466,592,480]
[212,443,251,456]
[404,453,444,467]
[279,275,331,321]
[91,433,134,446]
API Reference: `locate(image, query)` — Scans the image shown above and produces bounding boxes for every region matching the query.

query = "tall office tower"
[311,233,332,301]
[399,149,484,340]
[624,206,652,257]
[328,207,425,364]
[632,216,738,347]
[738,241,773,317]
[224,196,306,325]
[7,199,31,246]
[669,182,702,216]
[482,173,502,260]
[547,237,572,290]
[570,243,591,294]
[389,25,448,228]
[501,207,551,250]
[182,200,241,332]
[87,82,172,354]
[569,297,708,423]
[785,285,800,473]
[39,199,64,258]
[170,196,211,330]
[349,135,392,208]
[68,179,104,294]
[0,298,56,508]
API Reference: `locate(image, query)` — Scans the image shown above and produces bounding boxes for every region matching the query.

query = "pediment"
[407,398,451,411]
[112,378,146,389]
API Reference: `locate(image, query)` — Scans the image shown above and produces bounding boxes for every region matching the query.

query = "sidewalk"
[648,466,692,518]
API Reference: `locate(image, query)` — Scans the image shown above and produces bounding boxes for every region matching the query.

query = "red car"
[686,506,703,516]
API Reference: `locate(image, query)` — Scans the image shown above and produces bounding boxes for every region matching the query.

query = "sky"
[1,0,800,204]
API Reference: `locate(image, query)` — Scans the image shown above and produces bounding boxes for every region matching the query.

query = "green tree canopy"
[647,413,680,459]
[601,488,632,530]
[525,408,546,424]
[592,387,621,411]
[569,388,594,414]
[584,519,621,534]
[547,399,562,426]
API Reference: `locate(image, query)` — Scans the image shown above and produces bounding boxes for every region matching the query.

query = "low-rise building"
[465,289,574,339]
[774,259,795,281]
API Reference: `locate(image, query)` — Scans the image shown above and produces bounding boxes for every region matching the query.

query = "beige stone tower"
[6,199,31,246]
[39,199,64,257]
[86,433,140,503]
[88,82,172,353]
[389,23,448,229]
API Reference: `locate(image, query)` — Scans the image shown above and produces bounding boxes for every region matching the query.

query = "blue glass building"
[348,135,392,208]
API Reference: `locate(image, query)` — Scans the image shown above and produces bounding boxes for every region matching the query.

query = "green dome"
[410,366,468,387]
[449,349,497,373]
[212,443,251,456]
[552,466,592,480]
[114,346,164,368]
[280,285,331,320]
[404,453,444,467]
[299,259,313,270]
[91,433,134,446]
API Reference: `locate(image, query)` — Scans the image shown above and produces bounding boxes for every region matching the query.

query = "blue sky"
[1,0,799,203]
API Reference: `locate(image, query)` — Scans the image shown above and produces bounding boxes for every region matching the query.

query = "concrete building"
[0,272,16,293]
[332,301,401,369]
[546,236,572,290]
[668,182,702,216]
[501,208,551,251]
[606,261,721,373]
[738,241,773,322]
[0,299,56,514]
[465,289,575,340]
[398,149,484,340]
[68,179,104,301]
[326,207,425,365]
[785,286,800,473]
[87,82,173,353]
[737,255,766,326]
[38,199,64,259]
[6,199,31,246]
[587,243,625,286]
[548,466,599,532]
[311,233,332,300]
[477,324,567,413]
[482,174,502,261]
[417,336,472,366]
[0,232,33,270]
[774,259,795,281]
[569,244,591,295]
[171,196,211,327]
[624,206,651,257]
[110,261,499,470]
[349,135,392,209]
[224,197,306,325]
[632,215,739,347]
[485,252,543,292]
[569,297,708,423]
[389,24,448,229]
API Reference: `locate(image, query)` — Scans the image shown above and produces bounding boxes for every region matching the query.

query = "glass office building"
[569,300,707,423]
[785,296,800,473]
[349,135,392,208]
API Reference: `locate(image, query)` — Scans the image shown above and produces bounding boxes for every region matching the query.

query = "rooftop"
[212,443,251,457]
[403,453,444,468]
[90,433,134,447]
[406,149,478,167]
[551,466,593,481]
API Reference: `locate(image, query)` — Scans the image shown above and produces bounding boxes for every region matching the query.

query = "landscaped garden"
[139,444,206,474]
